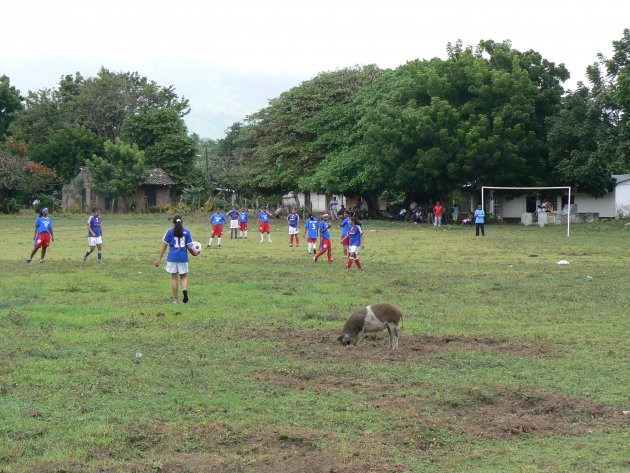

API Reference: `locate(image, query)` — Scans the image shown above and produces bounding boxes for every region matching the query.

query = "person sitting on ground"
[396,207,407,221]
[412,209,423,224]
[462,214,473,226]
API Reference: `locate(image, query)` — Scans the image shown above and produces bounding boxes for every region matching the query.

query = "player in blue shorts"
[154,215,198,304]
[27,207,54,263]
[83,208,103,263]
[303,213,319,254]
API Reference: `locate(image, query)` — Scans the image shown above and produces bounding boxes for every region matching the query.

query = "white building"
[487,174,630,219]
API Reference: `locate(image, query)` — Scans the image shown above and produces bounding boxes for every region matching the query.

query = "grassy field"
[0,213,629,472]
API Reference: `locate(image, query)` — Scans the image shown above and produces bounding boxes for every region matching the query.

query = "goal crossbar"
[481,186,571,237]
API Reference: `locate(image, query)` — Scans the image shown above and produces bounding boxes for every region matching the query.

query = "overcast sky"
[3,0,629,139]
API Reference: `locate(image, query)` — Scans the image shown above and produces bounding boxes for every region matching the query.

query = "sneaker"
[218,244,222,248]
[26,258,32,264]
[182,290,189,304]
[82,254,88,262]
[39,259,46,263]
[312,257,317,263]
[171,299,178,304]
[206,245,211,248]
[290,244,293,247]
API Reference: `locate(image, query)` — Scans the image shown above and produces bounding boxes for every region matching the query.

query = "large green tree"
[0,75,23,141]
[121,108,196,186]
[29,125,103,182]
[223,66,383,199]
[310,41,568,206]
[86,139,146,212]
[548,29,630,195]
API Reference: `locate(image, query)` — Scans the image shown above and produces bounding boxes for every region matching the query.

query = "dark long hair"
[172,215,184,238]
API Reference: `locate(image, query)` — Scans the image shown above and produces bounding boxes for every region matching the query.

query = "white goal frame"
[481,186,572,237]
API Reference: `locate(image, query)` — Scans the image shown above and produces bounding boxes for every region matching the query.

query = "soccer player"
[287,207,300,247]
[208,208,228,248]
[313,213,333,263]
[346,217,365,270]
[83,207,103,263]
[339,209,351,258]
[304,213,319,254]
[154,215,198,304]
[239,206,249,238]
[227,206,240,239]
[258,207,272,243]
[27,207,54,263]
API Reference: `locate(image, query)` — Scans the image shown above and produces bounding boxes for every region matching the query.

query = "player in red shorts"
[304,213,319,254]
[27,207,54,263]
[313,213,333,263]
[208,208,228,248]
[258,208,272,243]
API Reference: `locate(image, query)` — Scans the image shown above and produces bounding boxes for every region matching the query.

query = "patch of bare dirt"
[260,328,555,363]
[373,386,629,439]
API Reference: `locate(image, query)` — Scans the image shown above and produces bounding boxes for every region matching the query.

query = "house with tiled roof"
[63,167,176,212]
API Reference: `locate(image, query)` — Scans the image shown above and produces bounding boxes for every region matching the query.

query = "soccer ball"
[191,241,202,255]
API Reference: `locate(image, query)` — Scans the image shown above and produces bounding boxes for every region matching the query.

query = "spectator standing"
[474,205,485,236]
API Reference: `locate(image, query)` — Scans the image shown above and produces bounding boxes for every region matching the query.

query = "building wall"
[501,197,526,218]
[573,193,615,218]
[615,181,630,217]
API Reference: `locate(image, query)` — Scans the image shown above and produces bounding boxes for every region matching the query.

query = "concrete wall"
[501,197,526,218]
[573,193,615,218]
[615,181,630,217]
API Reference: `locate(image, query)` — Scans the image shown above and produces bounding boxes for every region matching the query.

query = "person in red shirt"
[433,201,444,227]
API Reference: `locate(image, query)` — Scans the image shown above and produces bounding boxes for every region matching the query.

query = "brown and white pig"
[338,302,403,350]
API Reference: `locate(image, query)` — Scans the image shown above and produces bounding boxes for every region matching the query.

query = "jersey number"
[174,238,186,248]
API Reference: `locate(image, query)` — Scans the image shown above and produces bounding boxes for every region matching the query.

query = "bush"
[149,205,162,213]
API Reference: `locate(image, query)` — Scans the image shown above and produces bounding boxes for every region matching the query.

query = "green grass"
[1,214,629,472]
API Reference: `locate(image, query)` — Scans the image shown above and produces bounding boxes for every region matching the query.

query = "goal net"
[481,186,572,237]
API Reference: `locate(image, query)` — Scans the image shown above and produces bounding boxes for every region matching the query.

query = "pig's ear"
[337,334,344,342]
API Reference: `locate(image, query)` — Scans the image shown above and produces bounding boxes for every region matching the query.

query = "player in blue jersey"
[313,213,333,263]
[346,216,365,270]
[83,208,103,263]
[27,208,54,263]
[287,207,300,247]
[208,208,228,248]
[227,206,241,240]
[154,215,198,303]
[303,213,319,254]
[258,208,272,243]
[339,209,351,258]
[239,207,249,238]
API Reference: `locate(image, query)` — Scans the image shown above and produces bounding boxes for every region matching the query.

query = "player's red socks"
[355,259,363,270]
[327,251,332,262]
[290,236,294,245]
[347,259,353,269]
[295,236,299,245]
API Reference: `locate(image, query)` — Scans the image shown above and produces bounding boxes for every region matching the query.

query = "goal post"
[481,186,572,237]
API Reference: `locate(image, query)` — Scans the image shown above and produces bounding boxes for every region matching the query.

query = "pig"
[338,302,402,350]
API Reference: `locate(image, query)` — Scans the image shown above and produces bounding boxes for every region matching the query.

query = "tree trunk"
[364,192,381,218]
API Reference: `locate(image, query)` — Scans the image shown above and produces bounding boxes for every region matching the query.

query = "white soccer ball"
[191,241,202,255]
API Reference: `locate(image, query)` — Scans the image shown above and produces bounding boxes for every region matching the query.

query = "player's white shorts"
[88,236,103,246]
[288,226,299,235]
[164,262,189,274]
[230,220,239,229]
[349,245,360,254]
